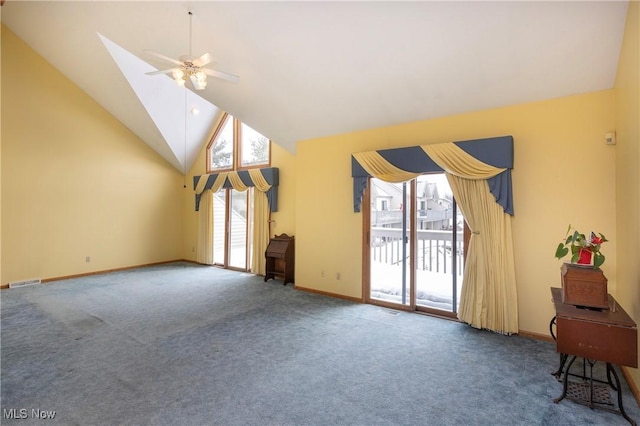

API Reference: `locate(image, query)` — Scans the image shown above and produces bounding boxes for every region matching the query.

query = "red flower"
[590,232,603,245]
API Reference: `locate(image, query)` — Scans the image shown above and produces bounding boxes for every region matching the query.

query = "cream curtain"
[195,173,227,265]
[227,171,250,192]
[249,169,272,192]
[421,143,506,179]
[352,151,421,183]
[447,176,518,334]
[422,143,518,334]
[195,171,227,195]
[196,190,214,265]
[249,169,272,275]
[251,189,270,276]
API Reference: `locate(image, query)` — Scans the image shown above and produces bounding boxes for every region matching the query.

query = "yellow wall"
[296,90,617,335]
[1,27,185,284]
[269,142,297,237]
[614,1,640,386]
[1,12,4,287]
[181,114,221,261]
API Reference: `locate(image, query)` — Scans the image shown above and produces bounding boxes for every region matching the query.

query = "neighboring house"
[371,179,453,231]
[416,181,453,231]
[370,180,402,228]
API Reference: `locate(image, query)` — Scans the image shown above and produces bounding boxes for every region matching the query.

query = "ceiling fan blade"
[144,49,183,66]
[192,53,213,67]
[203,68,240,84]
[146,68,180,76]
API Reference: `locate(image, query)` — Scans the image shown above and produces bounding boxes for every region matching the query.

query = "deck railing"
[371,227,464,275]
[371,209,451,226]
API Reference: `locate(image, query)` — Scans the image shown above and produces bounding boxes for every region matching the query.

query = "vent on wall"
[9,278,42,289]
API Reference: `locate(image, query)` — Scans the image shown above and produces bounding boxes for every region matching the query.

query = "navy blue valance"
[351,136,514,215]
[193,167,279,212]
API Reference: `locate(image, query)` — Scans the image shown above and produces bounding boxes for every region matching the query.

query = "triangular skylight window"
[98,33,220,173]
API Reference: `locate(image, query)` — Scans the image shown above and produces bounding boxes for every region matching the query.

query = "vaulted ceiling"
[1,1,629,172]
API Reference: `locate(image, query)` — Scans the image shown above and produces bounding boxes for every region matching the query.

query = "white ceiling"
[1,1,629,172]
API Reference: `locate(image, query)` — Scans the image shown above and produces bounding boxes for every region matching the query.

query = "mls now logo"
[3,409,27,419]
[3,408,56,419]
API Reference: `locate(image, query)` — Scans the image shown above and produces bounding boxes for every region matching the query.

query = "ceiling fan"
[145,11,239,90]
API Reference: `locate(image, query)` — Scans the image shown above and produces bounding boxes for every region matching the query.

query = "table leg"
[549,315,557,340]
[554,355,577,403]
[549,315,569,380]
[607,363,637,426]
[552,353,568,380]
[586,359,597,409]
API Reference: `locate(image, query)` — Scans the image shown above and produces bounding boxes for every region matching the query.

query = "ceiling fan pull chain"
[188,11,193,59]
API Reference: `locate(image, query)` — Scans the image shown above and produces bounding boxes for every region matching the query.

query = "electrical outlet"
[605,131,616,145]
[85,256,91,263]
[321,270,325,278]
[336,272,341,280]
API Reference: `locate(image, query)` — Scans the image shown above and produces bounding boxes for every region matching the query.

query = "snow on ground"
[371,260,463,311]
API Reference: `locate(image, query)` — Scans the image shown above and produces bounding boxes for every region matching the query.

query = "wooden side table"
[550,287,638,425]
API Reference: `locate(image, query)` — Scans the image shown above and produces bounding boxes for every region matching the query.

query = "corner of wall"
[614,0,640,395]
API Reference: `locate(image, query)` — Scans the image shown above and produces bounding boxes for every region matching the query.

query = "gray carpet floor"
[2,261,639,425]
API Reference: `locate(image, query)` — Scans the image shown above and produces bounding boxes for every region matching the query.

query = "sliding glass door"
[228,189,249,269]
[414,175,464,313]
[212,188,253,272]
[369,181,412,306]
[367,175,465,316]
[213,190,227,265]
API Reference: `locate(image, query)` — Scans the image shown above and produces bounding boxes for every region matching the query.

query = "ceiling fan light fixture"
[172,69,185,80]
[145,11,237,91]
[195,70,206,82]
[193,70,207,90]
[192,78,207,91]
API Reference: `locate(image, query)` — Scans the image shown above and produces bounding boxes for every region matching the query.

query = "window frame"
[206,113,271,173]
[238,121,272,170]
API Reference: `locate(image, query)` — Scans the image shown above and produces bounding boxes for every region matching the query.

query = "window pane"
[248,188,254,270]
[415,173,464,313]
[210,117,234,171]
[370,179,411,306]
[240,122,270,167]
[228,189,248,269]
[213,190,226,265]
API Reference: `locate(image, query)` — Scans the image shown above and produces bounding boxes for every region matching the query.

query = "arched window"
[206,113,271,173]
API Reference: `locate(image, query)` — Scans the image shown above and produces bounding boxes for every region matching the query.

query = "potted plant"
[555,225,608,269]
